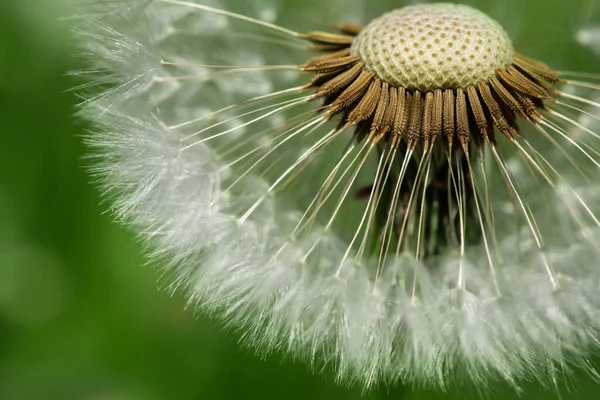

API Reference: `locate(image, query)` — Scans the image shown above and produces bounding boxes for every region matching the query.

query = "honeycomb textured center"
[351,3,514,91]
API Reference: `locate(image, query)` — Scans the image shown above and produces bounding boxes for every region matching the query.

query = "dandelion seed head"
[74,0,600,392]
[352,4,514,90]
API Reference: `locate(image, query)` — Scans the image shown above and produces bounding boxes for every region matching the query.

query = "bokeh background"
[1,0,599,399]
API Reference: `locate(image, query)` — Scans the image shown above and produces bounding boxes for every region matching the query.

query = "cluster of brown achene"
[299,28,564,153]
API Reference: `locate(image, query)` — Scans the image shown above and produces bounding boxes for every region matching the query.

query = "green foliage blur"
[0,0,599,399]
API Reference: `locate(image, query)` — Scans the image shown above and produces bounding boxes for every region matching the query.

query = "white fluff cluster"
[74,0,600,390]
[578,27,600,54]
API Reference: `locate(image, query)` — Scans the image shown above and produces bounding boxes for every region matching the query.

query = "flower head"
[73,0,600,390]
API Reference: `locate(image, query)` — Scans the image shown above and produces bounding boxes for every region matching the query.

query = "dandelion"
[74,0,600,391]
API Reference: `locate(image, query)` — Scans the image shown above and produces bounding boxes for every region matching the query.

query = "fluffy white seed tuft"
[73,0,600,391]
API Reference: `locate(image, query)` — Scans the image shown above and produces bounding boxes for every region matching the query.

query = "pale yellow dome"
[351,3,514,91]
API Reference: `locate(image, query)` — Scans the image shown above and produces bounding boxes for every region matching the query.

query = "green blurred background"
[0,0,599,399]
